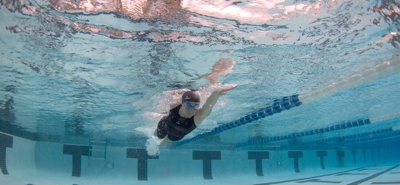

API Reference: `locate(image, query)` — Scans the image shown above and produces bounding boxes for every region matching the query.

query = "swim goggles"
[183,101,200,110]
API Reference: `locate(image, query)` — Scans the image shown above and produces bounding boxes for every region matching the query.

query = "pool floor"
[1,163,400,185]
[1,133,400,185]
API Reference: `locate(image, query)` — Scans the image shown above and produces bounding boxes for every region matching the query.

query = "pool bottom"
[1,132,400,185]
[1,163,400,185]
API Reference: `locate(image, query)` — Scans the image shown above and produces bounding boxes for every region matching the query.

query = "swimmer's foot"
[216,84,238,95]
[145,136,161,156]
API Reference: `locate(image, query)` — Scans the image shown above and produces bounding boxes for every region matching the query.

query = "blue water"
[0,0,400,152]
[1,1,400,184]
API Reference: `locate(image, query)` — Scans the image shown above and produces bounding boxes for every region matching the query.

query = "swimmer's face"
[182,101,200,117]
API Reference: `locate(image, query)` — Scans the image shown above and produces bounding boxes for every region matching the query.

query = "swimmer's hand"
[195,84,237,124]
[216,84,237,96]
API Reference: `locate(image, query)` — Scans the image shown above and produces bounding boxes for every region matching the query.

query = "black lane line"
[297,179,342,184]
[347,164,400,185]
[253,164,376,185]
[335,173,369,176]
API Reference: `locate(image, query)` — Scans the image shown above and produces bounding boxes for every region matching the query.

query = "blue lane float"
[176,94,302,146]
[280,127,400,149]
[235,118,372,148]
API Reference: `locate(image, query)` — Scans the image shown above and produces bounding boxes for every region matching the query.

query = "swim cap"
[182,91,200,102]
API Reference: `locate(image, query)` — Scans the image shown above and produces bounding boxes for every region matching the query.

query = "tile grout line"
[254,164,379,185]
[347,164,400,185]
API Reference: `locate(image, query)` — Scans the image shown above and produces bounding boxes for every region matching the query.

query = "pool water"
[1,0,400,184]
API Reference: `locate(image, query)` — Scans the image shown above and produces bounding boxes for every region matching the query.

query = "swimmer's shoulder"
[169,103,180,110]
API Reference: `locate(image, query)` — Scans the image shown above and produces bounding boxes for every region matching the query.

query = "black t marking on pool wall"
[377,148,381,161]
[126,148,159,181]
[248,151,269,176]
[193,151,221,179]
[0,133,13,175]
[352,150,357,164]
[362,149,367,163]
[63,145,89,177]
[371,149,374,161]
[337,149,345,167]
[288,151,303,173]
[317,151,327,169]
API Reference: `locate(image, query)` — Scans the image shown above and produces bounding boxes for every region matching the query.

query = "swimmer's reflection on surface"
[48,0,184,22]
[200,58,236,85]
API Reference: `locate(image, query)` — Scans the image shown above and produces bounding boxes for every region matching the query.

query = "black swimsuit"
[156,105,197,141]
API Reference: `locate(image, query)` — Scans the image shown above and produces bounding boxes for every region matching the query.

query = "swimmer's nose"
[187,109,196,114]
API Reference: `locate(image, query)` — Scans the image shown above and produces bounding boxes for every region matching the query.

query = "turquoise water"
[1,0,400,184]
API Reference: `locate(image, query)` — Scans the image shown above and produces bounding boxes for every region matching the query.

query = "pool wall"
[1,132,399,184]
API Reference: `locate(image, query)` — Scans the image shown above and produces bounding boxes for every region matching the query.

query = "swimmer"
[154,84,237,147]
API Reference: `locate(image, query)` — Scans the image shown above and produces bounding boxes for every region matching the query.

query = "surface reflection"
[49,0,185,22]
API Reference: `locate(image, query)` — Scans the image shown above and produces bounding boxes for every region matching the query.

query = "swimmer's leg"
[159,136,170,147]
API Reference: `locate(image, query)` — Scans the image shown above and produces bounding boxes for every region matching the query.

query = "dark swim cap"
[182,91,200,102]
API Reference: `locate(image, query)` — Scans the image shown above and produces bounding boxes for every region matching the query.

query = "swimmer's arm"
[194,84,237,126]
[153,129,170,147]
